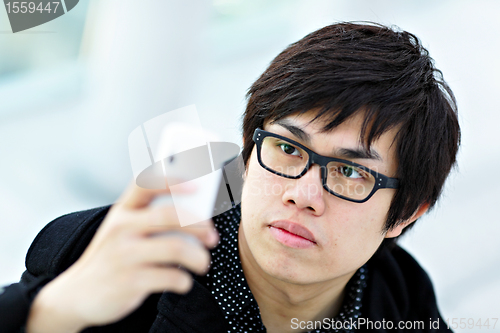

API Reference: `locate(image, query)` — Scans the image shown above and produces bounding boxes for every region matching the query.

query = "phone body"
[150,122,241,226]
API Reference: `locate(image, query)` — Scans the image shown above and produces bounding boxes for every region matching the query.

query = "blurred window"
[0,1,89,115]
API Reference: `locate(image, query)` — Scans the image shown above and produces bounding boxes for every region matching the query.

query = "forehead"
[265,111,400,175]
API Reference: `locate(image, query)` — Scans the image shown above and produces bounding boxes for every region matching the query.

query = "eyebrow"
[272,119,312,143]
[336,147,382,161]
[271,119,383,161]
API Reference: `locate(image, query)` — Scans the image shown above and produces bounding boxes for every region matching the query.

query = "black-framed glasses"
[252,128,399,203]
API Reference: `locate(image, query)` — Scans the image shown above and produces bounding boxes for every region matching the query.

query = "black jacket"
[0,205,452,332]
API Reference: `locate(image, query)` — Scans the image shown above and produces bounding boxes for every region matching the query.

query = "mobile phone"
[151,122,240,226]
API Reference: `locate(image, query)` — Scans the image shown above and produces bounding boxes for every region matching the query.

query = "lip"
[268,220,317,248]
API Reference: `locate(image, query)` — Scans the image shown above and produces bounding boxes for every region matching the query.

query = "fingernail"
[208,230,219,246]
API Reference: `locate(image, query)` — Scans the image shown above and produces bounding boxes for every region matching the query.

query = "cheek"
[242,152,286,202]
[240,153,271,232]
[320,200,388,265]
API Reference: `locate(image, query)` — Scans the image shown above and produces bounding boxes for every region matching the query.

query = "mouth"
[268,221,317,248]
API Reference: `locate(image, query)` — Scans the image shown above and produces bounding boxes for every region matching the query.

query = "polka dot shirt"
[204,204,367,333]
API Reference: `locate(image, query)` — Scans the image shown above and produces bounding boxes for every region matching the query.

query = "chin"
[255,248,321,284]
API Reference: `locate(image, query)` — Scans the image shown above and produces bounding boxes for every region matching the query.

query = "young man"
[0,22,460,332]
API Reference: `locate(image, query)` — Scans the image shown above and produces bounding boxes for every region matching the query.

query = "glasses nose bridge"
[308,151,328,169]
[303,153,327,179]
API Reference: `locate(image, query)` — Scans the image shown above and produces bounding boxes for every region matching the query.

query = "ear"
[385,202,430,238]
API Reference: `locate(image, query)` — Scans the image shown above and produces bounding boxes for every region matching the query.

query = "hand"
[26,181,219,333]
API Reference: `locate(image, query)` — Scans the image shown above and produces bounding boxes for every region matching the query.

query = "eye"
[339,165,363,179]
[278,143,301,156]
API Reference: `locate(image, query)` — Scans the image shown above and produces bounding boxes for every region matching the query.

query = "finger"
[134,235,211,275]
[117,182,169,210]
[134,207,219,248]
[136,266,194,294]
[100,205,219,250]
[147,225,219,250]
[117,180,196,210]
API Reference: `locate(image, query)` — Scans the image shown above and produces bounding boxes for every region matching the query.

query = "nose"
[282,164,326,215]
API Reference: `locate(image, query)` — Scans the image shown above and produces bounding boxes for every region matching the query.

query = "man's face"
[239,111,399,284]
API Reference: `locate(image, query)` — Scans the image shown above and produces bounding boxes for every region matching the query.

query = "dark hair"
[241,22,460,234]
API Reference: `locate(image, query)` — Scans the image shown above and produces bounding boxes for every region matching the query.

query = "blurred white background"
[1,0,499,331]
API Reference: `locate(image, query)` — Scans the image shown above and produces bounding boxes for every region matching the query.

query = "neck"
[238,224,354,333]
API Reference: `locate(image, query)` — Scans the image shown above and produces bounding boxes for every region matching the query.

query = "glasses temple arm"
[385,178,399,189]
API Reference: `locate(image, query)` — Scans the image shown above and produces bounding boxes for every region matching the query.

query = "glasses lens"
[260,136,309,176]
[259,133,377,201]
[326,161,375,200]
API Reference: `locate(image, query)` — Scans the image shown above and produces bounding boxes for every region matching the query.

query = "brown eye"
[278,143,300,156]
